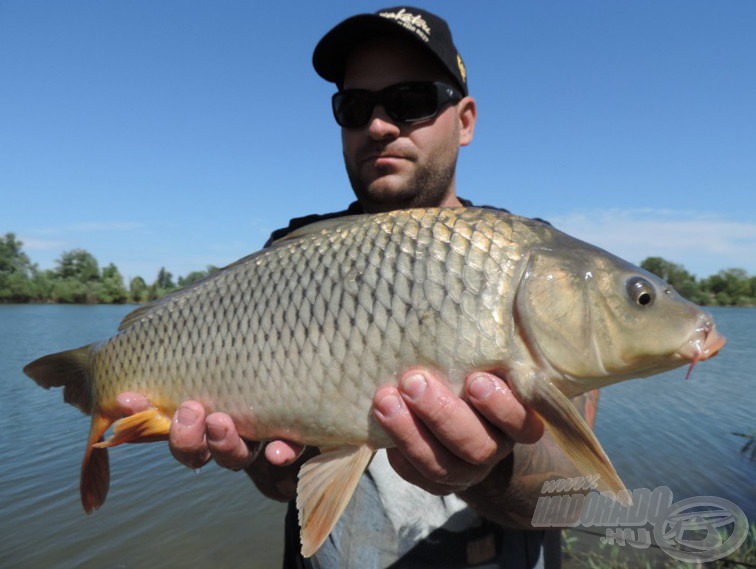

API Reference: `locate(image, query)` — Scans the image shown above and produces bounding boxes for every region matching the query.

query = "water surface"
[1,305,753,567]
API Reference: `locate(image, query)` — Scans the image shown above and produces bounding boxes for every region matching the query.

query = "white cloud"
[64,221,146,232]
[19,237,68,251]
[549,209,756,278]
[25,221,146,237]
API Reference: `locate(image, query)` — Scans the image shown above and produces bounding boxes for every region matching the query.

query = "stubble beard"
[346,148,459,213]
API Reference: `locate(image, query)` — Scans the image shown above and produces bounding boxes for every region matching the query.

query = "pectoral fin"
[527,379,631,506]
[94,408,172,448]
[296,445,374,557]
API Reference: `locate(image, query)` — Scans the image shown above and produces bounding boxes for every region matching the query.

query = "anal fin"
[94,408,172,448]
[297,445,374,557]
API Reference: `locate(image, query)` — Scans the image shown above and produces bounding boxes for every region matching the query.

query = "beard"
[345,142,459,213]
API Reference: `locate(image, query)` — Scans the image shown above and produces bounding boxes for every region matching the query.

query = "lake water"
[1,305,754,568]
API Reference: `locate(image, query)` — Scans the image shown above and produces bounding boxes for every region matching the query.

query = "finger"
[384,448,469,496]
[374,384,484,486]
[264,440,307,467]
[466,373,545,444]
[170,401,211,469]
[397,369,512,466]
[206,413,260,471]
[116,392,152,415]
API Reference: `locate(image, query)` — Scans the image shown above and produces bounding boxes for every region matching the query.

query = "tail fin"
[23,344,114,512]
[82,413,113,513]
[23,345,95,414]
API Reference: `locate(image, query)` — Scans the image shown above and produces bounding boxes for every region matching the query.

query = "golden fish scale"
[90,208,539,448]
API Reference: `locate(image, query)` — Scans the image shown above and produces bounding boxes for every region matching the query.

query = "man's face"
[340,37,474,212]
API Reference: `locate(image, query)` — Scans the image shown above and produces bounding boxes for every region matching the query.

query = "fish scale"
[99,209,505,443]
[24,206,725,557]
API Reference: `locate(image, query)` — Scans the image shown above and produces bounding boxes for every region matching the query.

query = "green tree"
[50,249,103,303]
[155,267,175,290]
[98,263,128,304]
[703,268,753,306]
[640,256,707,304]
[51,278,89,303]
[177,265,218,287]
[56,249,100,282]
[147,282,160,301]
[30,270,55,302]
[129,276,148,303]
[0,233,36,302]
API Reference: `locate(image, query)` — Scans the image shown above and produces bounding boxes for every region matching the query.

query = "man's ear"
[457,97,477,147]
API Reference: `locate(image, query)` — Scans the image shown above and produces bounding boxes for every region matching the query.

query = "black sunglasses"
[332,81,463,129]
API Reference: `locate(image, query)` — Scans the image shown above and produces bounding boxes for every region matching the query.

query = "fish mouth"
[678,317,726,379]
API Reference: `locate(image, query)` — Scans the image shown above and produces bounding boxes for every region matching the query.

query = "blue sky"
[2,1,754,282]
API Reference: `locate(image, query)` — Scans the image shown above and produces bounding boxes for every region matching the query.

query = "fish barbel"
[24,207,725,556]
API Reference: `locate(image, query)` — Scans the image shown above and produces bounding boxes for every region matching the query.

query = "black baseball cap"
[313,6,468,96]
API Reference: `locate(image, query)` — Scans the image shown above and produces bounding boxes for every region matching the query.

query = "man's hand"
[374,368,544,495]
[115,393,305,471]
[115,368,543,499]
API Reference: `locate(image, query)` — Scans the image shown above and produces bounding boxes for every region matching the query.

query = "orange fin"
[297,445,374,557]
[94,408,172,448]
[81,412,113,514]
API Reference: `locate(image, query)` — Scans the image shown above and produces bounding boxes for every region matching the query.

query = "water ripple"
[2,305,754,567]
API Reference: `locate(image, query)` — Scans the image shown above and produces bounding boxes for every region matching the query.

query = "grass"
[732,431,756,462]
[561,522,756,568]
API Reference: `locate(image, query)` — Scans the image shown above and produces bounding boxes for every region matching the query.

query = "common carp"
[24,207,725,556]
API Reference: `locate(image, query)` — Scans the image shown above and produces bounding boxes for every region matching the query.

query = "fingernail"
[177,405,198,426]
[468,375,494,400]
[400,373,427,401]
[206,421,226,442]
[375,393,402,418]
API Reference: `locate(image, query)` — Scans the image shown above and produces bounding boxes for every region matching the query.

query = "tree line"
[1,232,754,306]
[0,233,216,304]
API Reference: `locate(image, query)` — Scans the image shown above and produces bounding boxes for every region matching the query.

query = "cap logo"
[457,53,467,83]
[379,8,431,42]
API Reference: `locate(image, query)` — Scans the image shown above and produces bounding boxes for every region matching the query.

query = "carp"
[24,207,725,556]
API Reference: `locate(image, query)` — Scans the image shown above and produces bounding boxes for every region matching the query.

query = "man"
[120,6,598,567]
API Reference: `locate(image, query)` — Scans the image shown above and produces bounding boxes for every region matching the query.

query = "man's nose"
[367,105,401,140]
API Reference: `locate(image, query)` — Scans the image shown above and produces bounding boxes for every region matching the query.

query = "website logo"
[532,481,749,563]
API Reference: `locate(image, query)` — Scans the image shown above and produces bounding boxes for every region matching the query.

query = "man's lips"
[362,153,410,165]
[359,145,415,165]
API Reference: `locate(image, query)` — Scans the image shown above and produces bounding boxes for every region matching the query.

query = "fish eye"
[626,277,656,307]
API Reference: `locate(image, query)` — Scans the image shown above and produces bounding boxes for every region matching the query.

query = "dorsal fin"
[119,216,366,332]
[270,215,364,245]
[118,248,266,331]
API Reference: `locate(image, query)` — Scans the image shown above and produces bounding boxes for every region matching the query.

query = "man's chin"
[356,179,416,210]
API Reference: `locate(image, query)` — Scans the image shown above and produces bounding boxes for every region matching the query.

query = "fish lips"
[679,322,726,363]
[678,321,726,379]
